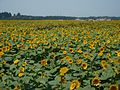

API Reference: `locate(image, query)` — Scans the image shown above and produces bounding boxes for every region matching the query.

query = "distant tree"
[0,12,12,19]
[17,13,21,16]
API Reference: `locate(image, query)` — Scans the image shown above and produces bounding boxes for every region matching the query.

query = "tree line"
[0,12,120,20]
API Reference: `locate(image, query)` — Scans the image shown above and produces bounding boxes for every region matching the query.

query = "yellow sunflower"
[83,40,87,45]
[109,84,118,90]
[14,85,21,90]
[63,51,67,54]
[67,59,73,64]
[60,67,69,76]
[70,80,80,90]
[13,59,20,65]
[76,59,82,65]
[0,51,4,57]
[92,77,101,86]
[18,73,24,77]
[98,51,103,57]
[81,62,88,70]
[101,60,108,70]
[77,49,82,54]
[41,59,47,66]
[117,52,120,57]
[69,48,74,53]
[20,67,25,73]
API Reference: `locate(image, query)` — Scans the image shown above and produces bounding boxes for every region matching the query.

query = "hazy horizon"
[0,0,120,17]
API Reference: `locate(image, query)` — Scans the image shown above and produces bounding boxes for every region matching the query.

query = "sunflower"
[100,47,105,52]
[83,53,89,59]
[63,51,67,54]
[2,60,7,65]
[17,44,21,48]
[66,56,71,60]
[101,60,108,70]
[60,76,66,84]
[109,84,118,90]
[113,67,119,74]
[41,59,47,66]
[81,62,88,70]
[76,59,82,65]
[60,67,69,76]
[92,77,101,86]
[18,73,24,77]
[0,48,3,52]
[117,52,120,57]
[20,67,25,73]
[2,47,6,52]
[101,60,106,65]
[98,51,103,57]
[14,85,21,90]
[107,40,110,44]
[77,49,82,54]
[22,62,27,67]
[0,51,4,57]
[89,45,94,49]
[68,59,73,64]
[69,48,74,53]
[70,80,80,90]
[13,59,20,65]
[102,63,109,70]
[83,40,87,45]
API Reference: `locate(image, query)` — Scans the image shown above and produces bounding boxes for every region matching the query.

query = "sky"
[0,0,120,17]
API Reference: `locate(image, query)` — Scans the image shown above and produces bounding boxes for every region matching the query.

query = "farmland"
[0,20,120,90]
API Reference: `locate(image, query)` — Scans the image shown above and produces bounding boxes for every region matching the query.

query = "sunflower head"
[76,59,82,65]
[109,84,118,90]
[117,52,120,57]
[14,85,21,90]
[98,51,103,56]
[18,73,24,77]
[41,59,47,66]
[63,51,67,54]
[70,80,80,90]
[102,63,109,70]
[77,49,82,54]
[60,67,69,76]
[92,77,101,86]
[83,40,87,45]
[83,53,89,58]
[13,59,20,65]
[81,62,88,70]
[69,48,74,53]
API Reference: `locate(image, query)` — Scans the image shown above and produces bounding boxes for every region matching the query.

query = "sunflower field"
[0,20,120,90]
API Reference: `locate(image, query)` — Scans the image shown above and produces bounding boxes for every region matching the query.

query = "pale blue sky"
[0,0,120,16]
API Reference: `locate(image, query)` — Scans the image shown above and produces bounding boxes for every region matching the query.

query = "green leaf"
[4,57,12,61]
[48,80,59,85]
[9,40,15,45]
[22,76,31,84]
[70,64,79,71]
[104,87,109,90]
[49,66,60,74]
[29,60,35,64]
[2,75,9,81]
[73,73,80,77]
[64,81,71,90]
[100,67,115,80]
[0,63,2,68]
[10,64,16,70]
[80,85,95,90]
[36,77,48,85]
[83,80,90,85]
[65,74,72,80]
